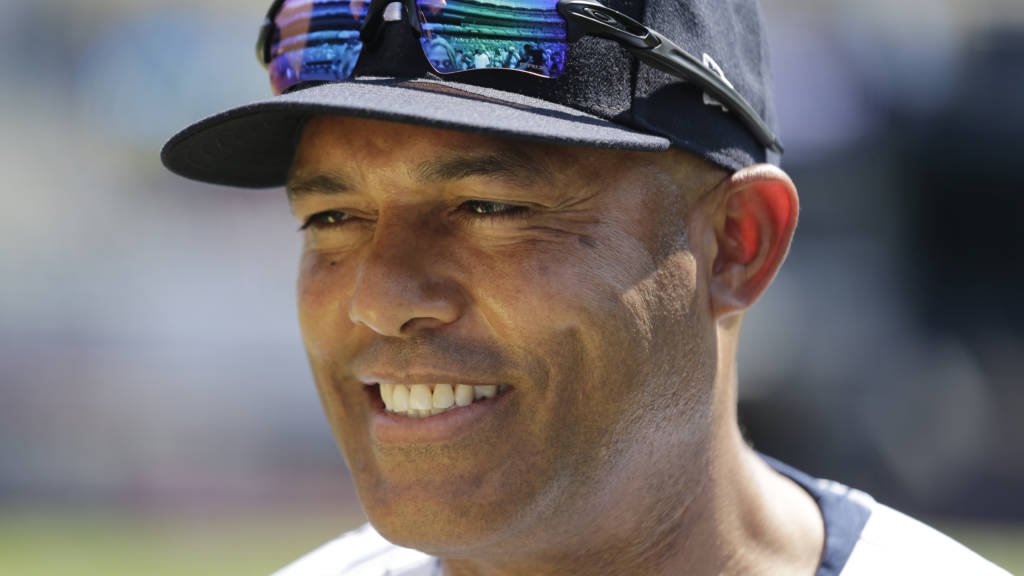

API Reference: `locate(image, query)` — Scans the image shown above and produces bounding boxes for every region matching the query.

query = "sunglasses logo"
[582,6,616,24]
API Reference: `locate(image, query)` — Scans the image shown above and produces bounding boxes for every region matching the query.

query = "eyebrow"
[287,147,554,202]
[286,171,353,202]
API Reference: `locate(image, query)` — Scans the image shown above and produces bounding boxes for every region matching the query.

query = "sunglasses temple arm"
[558,0,782,155]
[635,29,783,154]
[256,0,288,67]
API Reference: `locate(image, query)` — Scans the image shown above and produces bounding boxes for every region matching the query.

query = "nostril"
[399,316,449,334]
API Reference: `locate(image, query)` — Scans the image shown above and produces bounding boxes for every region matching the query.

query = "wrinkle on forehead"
[288,116,727,220]
[289,116,563,193]
[414,147,555,189]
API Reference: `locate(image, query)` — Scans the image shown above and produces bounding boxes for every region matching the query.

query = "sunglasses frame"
[256,0,783,155]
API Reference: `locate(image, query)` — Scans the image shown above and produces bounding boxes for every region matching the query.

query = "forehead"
[288,116,566,201]
[292,116,579,174]
[287,115,724,207]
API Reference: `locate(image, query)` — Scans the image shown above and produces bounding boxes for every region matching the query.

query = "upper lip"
[356,369,507,388]
[351,337,512,387]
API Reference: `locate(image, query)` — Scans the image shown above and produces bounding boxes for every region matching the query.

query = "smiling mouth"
[376,383,511,418]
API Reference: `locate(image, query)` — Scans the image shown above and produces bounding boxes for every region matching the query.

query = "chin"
[366,504,510,556]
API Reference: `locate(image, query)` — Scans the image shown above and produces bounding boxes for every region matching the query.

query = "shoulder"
[841,500,1011,576]
[761,454,1010,576]
[271,523,437,576]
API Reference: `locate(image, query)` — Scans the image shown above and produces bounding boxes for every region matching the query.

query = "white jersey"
[273,457,1012,576]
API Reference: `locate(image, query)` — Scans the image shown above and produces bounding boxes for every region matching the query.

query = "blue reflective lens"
[268,0,369,94]
[416,0,567,77]
[266,0,569,94]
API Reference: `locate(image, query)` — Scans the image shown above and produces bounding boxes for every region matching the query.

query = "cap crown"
[351,0,778,169]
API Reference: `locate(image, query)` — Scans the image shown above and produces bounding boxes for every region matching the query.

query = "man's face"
[289,116,723,558]
[425,44,451,70]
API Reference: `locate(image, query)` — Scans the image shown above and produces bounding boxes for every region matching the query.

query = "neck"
[660,317,824,576]
[441,319,824,576]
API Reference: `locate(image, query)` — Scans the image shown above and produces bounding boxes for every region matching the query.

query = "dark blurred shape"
[741,27,1024,520]
[909,28,1024,335]
[905,28,1024,518]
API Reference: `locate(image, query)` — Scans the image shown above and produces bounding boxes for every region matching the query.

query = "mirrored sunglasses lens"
[268,0,370,94]
[416,0,566,77]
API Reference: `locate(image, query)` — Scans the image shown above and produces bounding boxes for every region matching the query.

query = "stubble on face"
[288,116,729,568]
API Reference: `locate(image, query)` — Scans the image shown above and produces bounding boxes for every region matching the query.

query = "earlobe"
[709,165,799,319]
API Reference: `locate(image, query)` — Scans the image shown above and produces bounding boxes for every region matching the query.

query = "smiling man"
[287,115,815,570]
[283,116,823,575]
[162,0,1010,574]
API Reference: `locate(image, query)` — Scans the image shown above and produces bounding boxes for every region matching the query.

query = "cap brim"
[161,76,671,189]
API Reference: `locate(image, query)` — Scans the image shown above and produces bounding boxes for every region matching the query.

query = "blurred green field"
[0,508,1020,575]
[0,506,365,576]
[936,521,1024,575]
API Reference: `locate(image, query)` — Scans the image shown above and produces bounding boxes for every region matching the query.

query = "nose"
[348,215,465,337]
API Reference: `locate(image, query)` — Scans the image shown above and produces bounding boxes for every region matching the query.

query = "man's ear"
[706,164,799,319]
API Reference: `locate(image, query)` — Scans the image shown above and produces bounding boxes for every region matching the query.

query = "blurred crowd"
[422,36,565,75]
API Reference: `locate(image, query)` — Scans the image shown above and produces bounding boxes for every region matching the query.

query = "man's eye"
[300,210,352,231]
[459,200,530,218]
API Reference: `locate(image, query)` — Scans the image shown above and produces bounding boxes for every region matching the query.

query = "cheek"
[467,241,617,339]
[296,251,371,460]
[622,250,717,454]
[296,251,357,357]
[626,252,706,378]
[473,236,660,407]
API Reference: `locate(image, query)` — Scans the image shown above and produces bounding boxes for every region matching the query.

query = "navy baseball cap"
[161,0,780,189]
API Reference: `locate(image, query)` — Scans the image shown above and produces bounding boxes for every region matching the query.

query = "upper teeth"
[380,383,506,418]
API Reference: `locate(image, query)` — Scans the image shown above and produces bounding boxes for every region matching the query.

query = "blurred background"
[0,0,1021,573]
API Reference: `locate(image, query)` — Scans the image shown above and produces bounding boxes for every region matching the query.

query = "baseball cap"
[161,0,779,189]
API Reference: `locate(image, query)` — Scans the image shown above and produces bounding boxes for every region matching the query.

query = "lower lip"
[368,386,511,445]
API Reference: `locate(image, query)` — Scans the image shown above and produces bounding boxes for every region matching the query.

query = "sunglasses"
[256,0,783,154]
